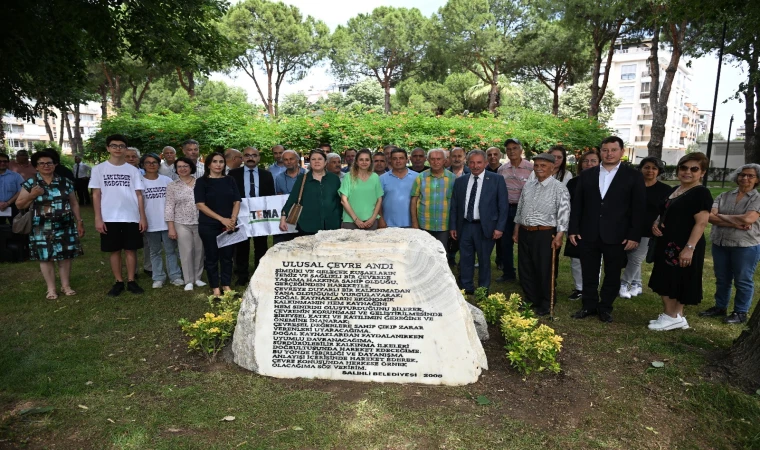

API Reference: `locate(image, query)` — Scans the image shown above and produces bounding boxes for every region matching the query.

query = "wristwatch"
[685,244,695,250]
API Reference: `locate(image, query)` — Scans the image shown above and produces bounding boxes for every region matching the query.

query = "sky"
[212,0,748,138]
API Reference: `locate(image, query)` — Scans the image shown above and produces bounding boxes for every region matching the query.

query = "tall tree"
[517,19,593,115]
[330,6,428,114]
[223,0,329,116]
[439,0,525,114]
[644,0,710,159]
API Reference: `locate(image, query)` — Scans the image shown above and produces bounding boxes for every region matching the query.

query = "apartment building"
[2,104,102,155]
[604,39,697,164]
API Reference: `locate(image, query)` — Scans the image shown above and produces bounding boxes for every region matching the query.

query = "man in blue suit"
[449,149,509,294]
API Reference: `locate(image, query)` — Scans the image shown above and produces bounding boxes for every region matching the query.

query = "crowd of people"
[1,134,758,330]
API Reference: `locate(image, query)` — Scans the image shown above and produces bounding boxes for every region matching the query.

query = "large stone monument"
[232,229,488,386]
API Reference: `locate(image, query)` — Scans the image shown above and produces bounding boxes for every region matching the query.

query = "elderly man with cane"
[512,152,571,317]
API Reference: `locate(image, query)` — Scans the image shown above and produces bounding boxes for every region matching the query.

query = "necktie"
[75,164,79,178]
[249,169,255,197]
[466,175,478,221]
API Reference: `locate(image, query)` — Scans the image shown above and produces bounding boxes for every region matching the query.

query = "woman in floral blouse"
[165,157,205,291]
[16,150,84,299]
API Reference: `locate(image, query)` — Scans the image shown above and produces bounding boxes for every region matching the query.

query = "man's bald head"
[225,148,242,170]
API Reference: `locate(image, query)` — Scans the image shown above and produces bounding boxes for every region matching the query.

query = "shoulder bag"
[12,209,33,234]
[285,173,307,225]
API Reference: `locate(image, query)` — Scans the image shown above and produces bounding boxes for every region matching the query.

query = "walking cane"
[550,236,557,321]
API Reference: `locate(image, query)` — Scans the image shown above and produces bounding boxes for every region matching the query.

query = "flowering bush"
[178,290,242,362]
[86,103,611,164]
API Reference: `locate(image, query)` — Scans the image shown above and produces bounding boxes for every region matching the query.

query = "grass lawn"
[1,206,759,449]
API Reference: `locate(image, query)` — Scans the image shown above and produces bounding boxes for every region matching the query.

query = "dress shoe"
[571,309,597,319]
[533,308,550,317]
[698,306,727,317]
[598,311,613,323]
[724,312,748,324]
[143,269,153,277]
[495,275,516,282]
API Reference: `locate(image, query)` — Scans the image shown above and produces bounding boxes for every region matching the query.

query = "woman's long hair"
[549,144,568,181]
[203,152,225,178]
[350,148,374,182]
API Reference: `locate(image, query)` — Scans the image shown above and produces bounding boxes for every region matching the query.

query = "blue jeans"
[712,244,760,313]
[145,230,182,282]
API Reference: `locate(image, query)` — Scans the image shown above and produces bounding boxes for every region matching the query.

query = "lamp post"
[704,21,727,186]
[721,115,734,188]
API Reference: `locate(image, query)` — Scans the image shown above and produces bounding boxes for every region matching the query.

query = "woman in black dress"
[195,152,240,297]
[648,153,713,331]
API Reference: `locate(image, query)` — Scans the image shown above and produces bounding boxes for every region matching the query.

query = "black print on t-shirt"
[144,186,166,200]
[103,174,132,187]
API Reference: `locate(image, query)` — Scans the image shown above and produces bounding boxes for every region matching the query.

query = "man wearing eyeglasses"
[89,134,147,297]
[568,136,646,323]
[229,147,276,287]
[0,153,24,225]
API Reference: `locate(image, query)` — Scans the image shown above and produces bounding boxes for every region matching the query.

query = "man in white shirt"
[89,134,147,297]
[181,139,205,178]
[73,155,92,205]
[158,146,179,180]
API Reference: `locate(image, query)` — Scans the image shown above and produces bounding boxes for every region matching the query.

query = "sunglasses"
[678,165,700,173]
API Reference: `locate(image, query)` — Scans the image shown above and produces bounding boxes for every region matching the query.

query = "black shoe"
[568,290,582,301]
[533,307,550,316]
[126,280,144,294]
[107,282,125,297]
[496,263,503,271]
[571,309,597,319]
[724,312,748,324]
[598,311,613,323]
[495,275,516,282]
[699,306,727,317]
[143,269,153,277]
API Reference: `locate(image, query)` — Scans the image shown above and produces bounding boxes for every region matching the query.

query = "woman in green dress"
[339,148,384,230]
[16,151,84,299]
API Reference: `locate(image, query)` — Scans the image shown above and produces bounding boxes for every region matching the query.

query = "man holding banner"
[229,147,276,287]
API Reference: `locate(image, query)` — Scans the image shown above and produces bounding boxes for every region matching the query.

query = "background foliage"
[86,103,611,164]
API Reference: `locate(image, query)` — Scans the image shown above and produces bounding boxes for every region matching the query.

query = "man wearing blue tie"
[449,150,509,295]
[229,147,275,287]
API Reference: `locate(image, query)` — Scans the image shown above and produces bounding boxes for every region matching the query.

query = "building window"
[621,64,637,80]
[616,128,631,143]
[641,82,651,93]
[618,86,634,102]
[616,107,632,122]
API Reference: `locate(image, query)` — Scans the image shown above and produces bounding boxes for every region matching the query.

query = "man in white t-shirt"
[89,134,148,297]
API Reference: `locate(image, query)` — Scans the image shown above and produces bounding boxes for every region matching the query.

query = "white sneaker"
[195,280,207,287]
[619,284,632,299]
[648,314,688,331]
[629,285,643,297]
[152,280,164,289]
[171,278,185,286]
[649,313,668,324]
[184,283,194,291]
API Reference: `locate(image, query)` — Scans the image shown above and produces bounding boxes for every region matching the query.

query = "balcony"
[641,71,651,77]
[634,135,651,142]
[640,92,651,99]
[637,114,653,121]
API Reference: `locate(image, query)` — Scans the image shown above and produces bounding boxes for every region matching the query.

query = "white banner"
[238,195,297,237]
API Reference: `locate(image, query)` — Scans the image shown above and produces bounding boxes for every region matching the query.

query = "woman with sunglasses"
[279,149,342,236]
[195,152,240,297]
[16,150,84,299]
[647,152,713,331]
[701,163,760,324]
[141,153,183,289]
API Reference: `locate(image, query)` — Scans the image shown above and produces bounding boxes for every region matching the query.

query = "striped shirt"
[514,176,571,232]
[411,170,456,231]
[498,159,533,204]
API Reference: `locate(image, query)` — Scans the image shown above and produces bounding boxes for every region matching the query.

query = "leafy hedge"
[86,103,611,165]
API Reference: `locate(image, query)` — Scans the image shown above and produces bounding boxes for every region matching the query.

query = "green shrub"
[178,290,242,362]
[86,103,612,164]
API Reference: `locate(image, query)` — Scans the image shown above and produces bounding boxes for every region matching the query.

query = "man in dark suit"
[450,149,508,294]
[229,147,276,287]
[568,136,646,322]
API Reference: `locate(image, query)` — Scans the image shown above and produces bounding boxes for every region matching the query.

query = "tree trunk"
[648,23,685,160]
[98,83,108,120]
[176,68,196,99]
[58,108,66,148]
[102,64,122,109]
[0,110,6,152]
[488,65,499,115]
[724,303,760,390]
[384,80,392,114]
[744,77,756,164]
[129,76,153,113]
[65,110,75,154]
[588,20,623,118]
[43,110,55,142]
[73,104,82,156]
[552,82,560,116]
[752,80,760,164]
